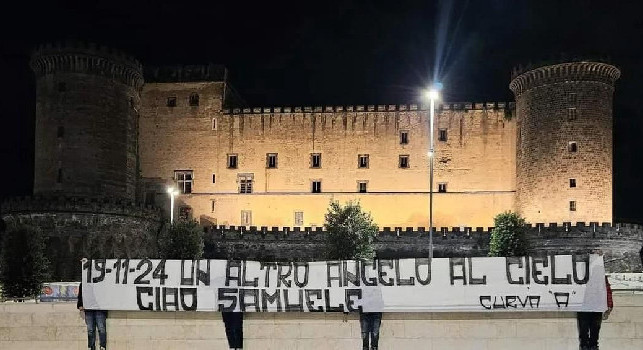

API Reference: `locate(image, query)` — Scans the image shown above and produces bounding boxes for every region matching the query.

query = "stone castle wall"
[511,61,620,224]
[139,100,517,228]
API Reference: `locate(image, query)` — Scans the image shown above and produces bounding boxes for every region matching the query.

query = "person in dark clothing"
[222,312,243,350]
[359,311,382,350]
[577,276,613,350]
[78,282,108,350]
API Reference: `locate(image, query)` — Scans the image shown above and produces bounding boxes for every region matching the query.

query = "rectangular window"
[312,180,322,193]
[294,211,304,226]
[174,170,193,194]
[438,129,448,142]
[399,155,409,168]
[266,153,278,168]
[57,168,63,183]
[167,97,177,107]
[238,173,254,194]
[211,118,218,130]
[438,183,447,193]
[311,153,321,168]
[212,174,216,183]
[227,154,238,169]
[358,154,369,168]
[570,201,577,211]
[358,181,368,193]
[57,126,64,138]
[570,178,576,188]
[568,142,578,153]
[241,210,252,226]
[568,108,577,121]
[400,131,409,144]
[568,93,577,105]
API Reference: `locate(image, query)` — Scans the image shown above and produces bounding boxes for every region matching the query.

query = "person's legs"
[359,313,370,350]
[223,312,243,349]
[577,312,591,349]
[370,313,382,350]
[95,311,107,349]
[84,310,97,350]
[587,312,603,349]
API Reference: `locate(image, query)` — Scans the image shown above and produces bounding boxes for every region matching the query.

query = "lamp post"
[426,87,440,260]
[167,187,179,224]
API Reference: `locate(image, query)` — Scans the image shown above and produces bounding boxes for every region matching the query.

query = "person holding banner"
[577,275,613,350]
[78,259,108,350]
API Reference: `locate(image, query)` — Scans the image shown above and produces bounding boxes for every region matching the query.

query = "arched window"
[189,93,199,106]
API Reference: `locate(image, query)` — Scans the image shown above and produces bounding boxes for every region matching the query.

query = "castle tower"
[509,61,620,224]
[30,43,144,200]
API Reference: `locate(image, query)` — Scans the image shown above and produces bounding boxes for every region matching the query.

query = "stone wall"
[1,291,641,349]
[139,102,517,228]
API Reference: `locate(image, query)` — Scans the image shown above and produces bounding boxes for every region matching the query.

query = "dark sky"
[1,0,641,222]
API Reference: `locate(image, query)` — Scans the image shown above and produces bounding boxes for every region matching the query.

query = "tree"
[157,220,204,259]
[0,222,50,298]
[324,200,378,260]
[488,212,528,257]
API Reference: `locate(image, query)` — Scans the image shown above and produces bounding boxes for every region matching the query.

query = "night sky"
[1,0,641,222]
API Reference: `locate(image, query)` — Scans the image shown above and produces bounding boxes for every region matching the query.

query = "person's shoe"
[100,347,106,350]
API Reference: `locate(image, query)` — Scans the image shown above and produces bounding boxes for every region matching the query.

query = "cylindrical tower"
[30,42,144,200]
[510,61,620,224]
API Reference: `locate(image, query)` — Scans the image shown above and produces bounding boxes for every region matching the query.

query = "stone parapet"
[222,102,514,115]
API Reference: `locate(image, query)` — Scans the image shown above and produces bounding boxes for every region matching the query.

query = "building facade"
[27,43,621,229]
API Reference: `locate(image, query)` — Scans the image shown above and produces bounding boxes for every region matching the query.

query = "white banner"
[81,255,607,312]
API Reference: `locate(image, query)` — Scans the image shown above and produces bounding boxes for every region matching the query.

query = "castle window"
[358,181,368,193]
[568,93,577,105]
[438,183,447,193]
[238,173,254,194]
[57,168,63,183]
[358,154,369,168]
[211,118,218,130]
[212,174,216,183]
[399,155,409,168]
[266,153,278,168]
[167,97,177,107]
[438,129,448,142]
[57,126,64,138]
[400,131,409,144]
[227,154,238,169]
[569,201,577,211]
[294,211,304,226]
[570,178,576,188]
[189,93,199,106]
[174,170,193,194]
[568,142,578,153]
[241,210,252,226]
[57,82,66,92]
[568,108,577,121]
[311,153,321,168]
[312,180,322,193]
[211,200,216,213]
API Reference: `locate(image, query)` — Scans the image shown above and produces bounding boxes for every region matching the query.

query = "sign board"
[81,255,608,312]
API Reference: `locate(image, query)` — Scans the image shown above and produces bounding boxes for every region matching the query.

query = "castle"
[1,42,640,278]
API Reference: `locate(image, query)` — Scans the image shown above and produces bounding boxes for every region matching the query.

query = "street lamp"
[425,85,441,260]
[167,186,180,224]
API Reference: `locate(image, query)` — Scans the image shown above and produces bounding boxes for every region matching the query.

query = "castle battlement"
[144,64,227,83]
[222,102,514,115]
[1,195,162,221]
[30,41,144,90]
[509,61,620,96]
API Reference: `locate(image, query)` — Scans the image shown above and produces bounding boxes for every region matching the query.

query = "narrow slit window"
[57,126,64,138]
[211,200,216,213]
[211,118,218,130]
[212,174,216,183]
[57,168,63,183]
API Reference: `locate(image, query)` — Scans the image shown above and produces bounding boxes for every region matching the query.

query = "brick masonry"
[1,291,641,349]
